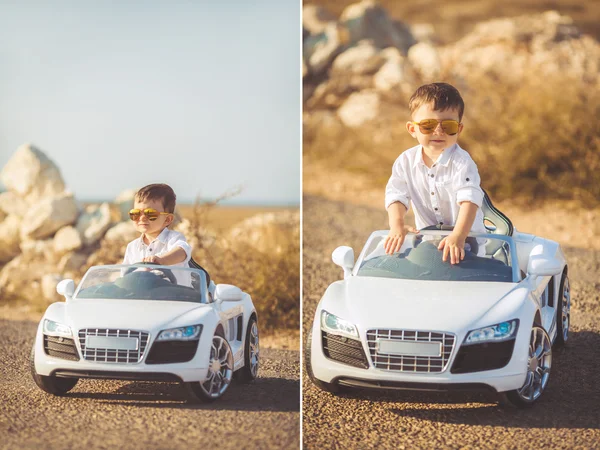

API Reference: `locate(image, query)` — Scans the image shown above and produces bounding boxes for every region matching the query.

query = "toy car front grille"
[366,329,455,373]
[321,331,369,369]
[78,329,149,364]
[44,335,80,361]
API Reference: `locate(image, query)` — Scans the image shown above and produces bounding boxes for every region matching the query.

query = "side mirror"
[527,254,562,277]
[56,279,75,301]
[332,246,354,279]
[215,284,243,302]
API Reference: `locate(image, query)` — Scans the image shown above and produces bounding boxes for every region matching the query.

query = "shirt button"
[431,192,435,195]
[439,222,443,225]
[430,174,434,178]
[434,207,438,211]
[466,177,470,181]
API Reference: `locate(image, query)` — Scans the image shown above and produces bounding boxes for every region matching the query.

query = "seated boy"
[384,82,486,264]
[123,183,192,284]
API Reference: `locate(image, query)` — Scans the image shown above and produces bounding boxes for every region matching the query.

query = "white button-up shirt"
[123,228,193,285]
[385,143,486,233]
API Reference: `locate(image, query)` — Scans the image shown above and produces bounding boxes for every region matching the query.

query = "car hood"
[325,277,520,332]
[64,299,208,331]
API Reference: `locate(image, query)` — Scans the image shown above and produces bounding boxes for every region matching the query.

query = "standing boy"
[384,82,486,264]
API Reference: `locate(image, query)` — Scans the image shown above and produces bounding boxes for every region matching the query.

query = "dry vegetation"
[305,73,600,205]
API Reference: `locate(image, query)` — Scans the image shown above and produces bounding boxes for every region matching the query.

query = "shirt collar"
[137,227,170,248]
[413,144,457,169]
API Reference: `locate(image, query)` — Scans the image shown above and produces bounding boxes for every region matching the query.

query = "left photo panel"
[0,2,300,449]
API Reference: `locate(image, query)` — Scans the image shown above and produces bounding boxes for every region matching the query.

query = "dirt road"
[302,195,600,449]
[0,319,299,450]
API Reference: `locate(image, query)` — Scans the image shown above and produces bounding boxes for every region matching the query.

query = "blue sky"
[0,1,300,205]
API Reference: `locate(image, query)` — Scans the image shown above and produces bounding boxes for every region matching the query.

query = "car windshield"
[75,265,208,303]
[356,233,517,282]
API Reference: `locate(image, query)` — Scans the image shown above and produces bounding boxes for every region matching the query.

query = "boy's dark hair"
[409,82,465,121]
[135,183,176,213]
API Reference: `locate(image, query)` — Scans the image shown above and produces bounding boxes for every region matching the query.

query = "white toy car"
[307,196,570,408]
[31,262,259,402]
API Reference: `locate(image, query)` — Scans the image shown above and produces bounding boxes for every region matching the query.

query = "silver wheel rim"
[517,327,551,402]
[561,277,570,341]
[200,336,233,398]
[249,322,259,377]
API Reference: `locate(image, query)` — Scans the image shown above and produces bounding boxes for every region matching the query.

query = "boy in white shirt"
[384,82,486,264]
[123,183,192,272]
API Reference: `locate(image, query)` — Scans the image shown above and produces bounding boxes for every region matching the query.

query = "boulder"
[41,274,63,304]
[0,192,28,217]
[58,252,89,273]
[20,192,79,240]
[114,188,137,222]
[331,41,386,75]
[226,210,300,255]
[0,208,5,223]
[303,22,351,77]
[20,238,57,262]
[303,4,336,35]
[340,0,415,52]
[54,226,83,255]
[0,215,22,264]
[104,221,139,243]
[374,59,409,91]
[407,42,441,79]
[337,91,381,127]
[76,203,112,246]
[0,255,56,302]
[0,143,66,204]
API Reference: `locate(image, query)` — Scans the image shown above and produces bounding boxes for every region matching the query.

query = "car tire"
[553,273,570,348]
[234,316,259,383]
[500,325,551,408]
[305,329,343,394]
[30,345,78,395]
[185,330,234,403]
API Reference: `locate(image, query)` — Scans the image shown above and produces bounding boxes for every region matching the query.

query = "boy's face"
[406,102,463,153]
[131,197,173,237]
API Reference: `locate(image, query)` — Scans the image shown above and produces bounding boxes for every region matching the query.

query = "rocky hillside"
[0,144,299,328]
[303,1,600,204]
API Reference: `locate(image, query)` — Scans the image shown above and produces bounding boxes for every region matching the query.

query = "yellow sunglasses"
[411,119,461,136]
[129,208,171,221]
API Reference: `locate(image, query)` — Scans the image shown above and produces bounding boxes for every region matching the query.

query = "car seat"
[188,257,216,301]
[480,189,513,264]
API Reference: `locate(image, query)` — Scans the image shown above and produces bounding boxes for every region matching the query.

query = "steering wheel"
[124,262,178,284]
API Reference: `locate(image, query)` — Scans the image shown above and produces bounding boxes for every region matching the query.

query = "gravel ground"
[302,194,600,449]
[0,320,299,450]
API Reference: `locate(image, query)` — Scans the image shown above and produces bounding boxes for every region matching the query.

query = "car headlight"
[464,319,519,345]
[156,324,202,341]
[320,310,359,339]
[43,319,73,338]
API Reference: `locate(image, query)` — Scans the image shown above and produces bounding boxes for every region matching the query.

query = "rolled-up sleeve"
[454,160,484,208]
[385,159,410,210]
[167,232,192,263]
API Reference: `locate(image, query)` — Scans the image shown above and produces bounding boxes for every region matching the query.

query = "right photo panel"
[302,1,600,448]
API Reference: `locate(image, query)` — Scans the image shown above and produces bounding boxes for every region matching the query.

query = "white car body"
[308,229,569,405]
[32,264,259,401]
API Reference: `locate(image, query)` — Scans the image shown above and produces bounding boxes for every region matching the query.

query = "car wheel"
[30,345,78,395]
[501,326,551,408]
[186,330,234,402]
[305,329,342,394]
[234,316,259,383]
[554,273,570,348]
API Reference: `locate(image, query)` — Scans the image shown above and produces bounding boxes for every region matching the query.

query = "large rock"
[114,188,137,222]
[331,40,386,75]
[41,274,63,304]
[20,193,79,240]
[0,192,28,217]
[0,143,66,204]
[20,238,57,262]
[104,221,139,243]
[303,22,351,76]
[303,4,336,35]
[58,251,89,273]
[408,42,441,79]
[76,203,112,246]
[337,91,381,127]
[0,215,22,263]
[227,210,300,254]
[54,226,83,255]
[340,0,415,52]
[0,255,57,302]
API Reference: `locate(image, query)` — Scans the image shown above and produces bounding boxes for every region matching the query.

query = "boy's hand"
[142,256,161,264]
[438,233,465,264]
[384,225,419,255]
